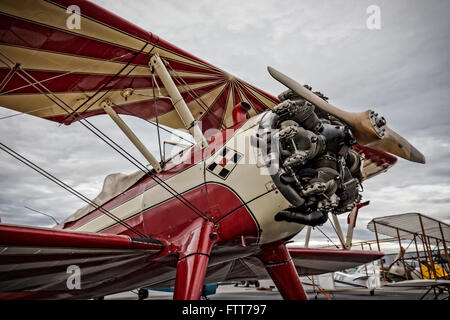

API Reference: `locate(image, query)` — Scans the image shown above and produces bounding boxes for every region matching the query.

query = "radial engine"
[257,88,365,226]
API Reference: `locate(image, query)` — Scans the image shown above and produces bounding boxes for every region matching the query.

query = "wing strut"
[149,54,208,149]
[101,99,162,172]
[345,201,370,248]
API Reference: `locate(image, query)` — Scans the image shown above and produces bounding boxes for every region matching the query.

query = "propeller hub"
[369,110,387,138]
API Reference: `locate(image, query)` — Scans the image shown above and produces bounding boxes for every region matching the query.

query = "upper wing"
[0,0,277,134]
[353,144,397,180]
[0,0,399,173]
[0,223,165,299]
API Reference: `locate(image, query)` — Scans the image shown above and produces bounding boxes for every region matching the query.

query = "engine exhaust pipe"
[275,209,328,226]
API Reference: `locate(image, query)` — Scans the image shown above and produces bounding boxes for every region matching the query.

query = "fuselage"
[61,112,304,254]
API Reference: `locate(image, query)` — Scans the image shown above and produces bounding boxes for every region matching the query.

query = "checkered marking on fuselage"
[207,147,243,180]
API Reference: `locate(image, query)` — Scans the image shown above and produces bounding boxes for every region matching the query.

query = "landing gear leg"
[173,220,216,300]
[258,242,308,300]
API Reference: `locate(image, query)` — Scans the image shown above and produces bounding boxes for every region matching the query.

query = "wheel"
[138,289,149,300]
[254,281,260,288]
[370,289,375,296]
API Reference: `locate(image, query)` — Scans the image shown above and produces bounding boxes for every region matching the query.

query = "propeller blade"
[367,126,426,164]
[268,66,355,124]
[267,66,426,164]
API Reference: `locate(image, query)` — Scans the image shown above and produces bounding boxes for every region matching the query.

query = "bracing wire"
[60,43,150,123]
[0,49,210,222]
[328,216,346,248]
[0,52,134,97]
[0,142,147,238]
[316,226,340,249]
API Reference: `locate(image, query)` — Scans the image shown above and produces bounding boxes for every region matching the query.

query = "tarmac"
[104,283,446,300]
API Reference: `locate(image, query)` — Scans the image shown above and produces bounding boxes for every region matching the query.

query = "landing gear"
[138,289,149,300]
[258,243,308,300]
[173,220,216,300]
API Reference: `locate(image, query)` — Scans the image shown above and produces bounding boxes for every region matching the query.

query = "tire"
[138,289,149,300]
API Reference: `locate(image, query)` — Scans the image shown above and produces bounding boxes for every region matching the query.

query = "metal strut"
[173,219,216,300]
[101,99,162,172]
[149,53,208,149]
[258,243,308,300]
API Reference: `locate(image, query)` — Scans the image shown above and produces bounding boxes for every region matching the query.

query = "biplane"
[0,0,425,300]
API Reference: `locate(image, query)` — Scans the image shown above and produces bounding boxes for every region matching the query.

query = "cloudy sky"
[1,0,449,251]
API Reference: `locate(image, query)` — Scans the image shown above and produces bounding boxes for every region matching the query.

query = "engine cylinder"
[258,89,364,227]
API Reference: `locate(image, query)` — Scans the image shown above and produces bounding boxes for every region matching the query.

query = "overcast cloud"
[0,0,449,249]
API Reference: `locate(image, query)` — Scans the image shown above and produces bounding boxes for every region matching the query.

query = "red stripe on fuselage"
[61,120,248,230]
[101,183,260,246]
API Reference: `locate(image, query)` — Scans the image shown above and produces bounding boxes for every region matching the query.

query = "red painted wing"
[0,0,397,173]
[0,224,164,299]
[0,0,278,134]
[353,144,397,180]
[0,223,382,299]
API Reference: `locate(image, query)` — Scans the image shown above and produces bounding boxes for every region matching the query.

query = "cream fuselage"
[64,112,304,246]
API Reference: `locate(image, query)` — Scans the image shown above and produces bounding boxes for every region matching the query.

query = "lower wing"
[0,224,382,299]
[0,224,164,299]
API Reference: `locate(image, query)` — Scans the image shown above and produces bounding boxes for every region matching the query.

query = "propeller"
[267,66,425,164]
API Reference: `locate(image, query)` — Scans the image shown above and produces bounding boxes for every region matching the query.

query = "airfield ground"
[105,283,442,300]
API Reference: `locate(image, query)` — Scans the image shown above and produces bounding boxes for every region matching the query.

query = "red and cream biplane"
[0,0,425,300]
